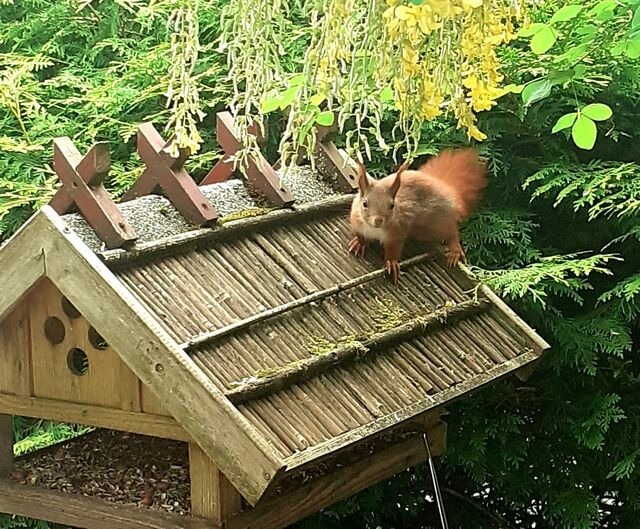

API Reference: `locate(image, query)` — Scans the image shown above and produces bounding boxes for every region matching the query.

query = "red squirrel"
[348,148,487,283]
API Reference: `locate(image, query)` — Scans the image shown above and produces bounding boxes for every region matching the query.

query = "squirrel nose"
[373,217,383,227]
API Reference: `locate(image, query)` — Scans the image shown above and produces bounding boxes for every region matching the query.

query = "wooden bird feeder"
[0,134,549,529]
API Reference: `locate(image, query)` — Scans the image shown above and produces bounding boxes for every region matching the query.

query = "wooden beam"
[285,349,542,470]
[225,299,492,405]
[122,123,218,227]
[227,424,446,529]
[182,253,433,350]
[0,415,13,478]
[39,206,284,506]
[0,479,214,529]
[50,138,137,249]
[0,394,189,442]
[201,112,294,207]
[313,139,358,193]
[189,443,242,525]
[101,194,353,268]
[0,212,47,320]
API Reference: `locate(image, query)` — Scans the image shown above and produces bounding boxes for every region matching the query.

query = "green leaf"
[309,93,326,107]
[289,74,306,87]
[555,43,590,63]
[572,115,598,150]
[315,111,335,127]
[522,79,553,107]
[589,0,616,16]
[260,93,280,114]
[550,4,583,24]
[626,40,640,59]
[610,42,626,56]
[518,22,546,38]
[530,25,557,54]
[278,85,301,109]
[552,112,577,133]
[380,86,394,102]
[582,103,612,121]
[633,7,640,29]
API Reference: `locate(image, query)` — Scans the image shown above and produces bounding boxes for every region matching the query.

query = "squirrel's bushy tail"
[419,148,487,219]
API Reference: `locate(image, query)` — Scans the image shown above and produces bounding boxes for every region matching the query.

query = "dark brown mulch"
[10,429,191,515]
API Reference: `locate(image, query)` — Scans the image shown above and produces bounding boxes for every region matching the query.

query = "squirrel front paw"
[348,236,367,258]
[443,247,466,267]
[385,259,401,283]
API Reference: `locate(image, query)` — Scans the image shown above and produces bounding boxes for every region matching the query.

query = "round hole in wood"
[44,317,65,345]
[67,348,89,376]
[61,297,81,319]
[88,327,108,350]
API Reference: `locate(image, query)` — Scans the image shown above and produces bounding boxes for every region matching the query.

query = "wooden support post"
[312,120,359,193]
[122,123,218,226]
[201,112,294,207]
[0,414,13,478]
[48,138,137,249]
[189,443,242,526]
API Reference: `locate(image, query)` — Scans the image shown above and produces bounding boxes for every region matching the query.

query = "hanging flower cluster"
[381,0,523,141]
[218,0,526,165]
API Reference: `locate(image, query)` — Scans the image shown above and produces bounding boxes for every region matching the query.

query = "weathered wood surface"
[200,112,294,207]
[227,423,446,529]
[39,206,284,505]
[0,394,189,441]
[0,212,47,320]
[0,295,33,396]
[285,349,540,470]
[30,278,142,411]
[101,193,353,267]
[122,123,218,226]
[189,443,242,524]
[182,252,433,350]
[50,138,137,248]
[226,299,491,405]
[0,415,13,478]
[0,479,214,529]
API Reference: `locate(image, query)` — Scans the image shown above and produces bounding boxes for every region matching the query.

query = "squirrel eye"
[362,199,368,208]
[390,202,395,210]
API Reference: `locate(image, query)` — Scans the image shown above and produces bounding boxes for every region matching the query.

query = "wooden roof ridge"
[100,194,353,268]
[0,206,286,505]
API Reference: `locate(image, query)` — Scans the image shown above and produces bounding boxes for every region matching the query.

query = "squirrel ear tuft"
[356,160,369,195]
[390,162,408,198]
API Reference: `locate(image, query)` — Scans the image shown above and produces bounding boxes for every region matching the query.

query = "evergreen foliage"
[1,1,639,529]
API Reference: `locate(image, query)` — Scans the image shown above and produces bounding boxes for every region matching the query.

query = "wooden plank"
[0,394,190,442]
[313,139,358,193]
[30,278,142,412]
[140,383,171,416]
[228,424,446,529]
[0,294,33,396]
[0,212,47,320]
[39,206,284,505]
[210,112,294,206]
[0,415,13,478]
[50,138,137,249]
[122,123,218,227]
[285,349,542,470]
[189,443,242,524]
[0,479,214,529]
